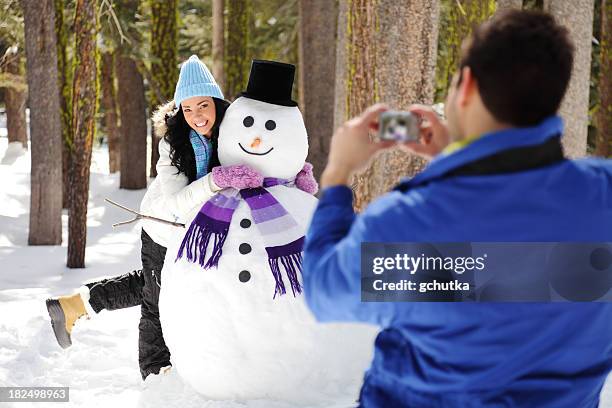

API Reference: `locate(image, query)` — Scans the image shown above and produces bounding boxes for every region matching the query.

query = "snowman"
[159,60,376,402]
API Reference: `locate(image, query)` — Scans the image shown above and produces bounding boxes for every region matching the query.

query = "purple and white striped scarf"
[176,177,304,298]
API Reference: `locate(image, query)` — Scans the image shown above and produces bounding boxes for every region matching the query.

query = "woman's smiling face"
[181,96,216,136]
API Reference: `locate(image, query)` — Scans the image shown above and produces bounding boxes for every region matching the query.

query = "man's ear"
[457,66,475,107]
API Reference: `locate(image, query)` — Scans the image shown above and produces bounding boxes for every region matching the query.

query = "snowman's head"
[218,96,308,179]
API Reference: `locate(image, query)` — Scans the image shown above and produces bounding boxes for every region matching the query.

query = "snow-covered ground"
[0,136,610,408]
[0,138,363,408]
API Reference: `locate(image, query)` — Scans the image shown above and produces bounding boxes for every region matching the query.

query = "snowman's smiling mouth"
[238,143,274,156]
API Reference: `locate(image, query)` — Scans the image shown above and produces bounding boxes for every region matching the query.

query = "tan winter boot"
[46,293,88,349]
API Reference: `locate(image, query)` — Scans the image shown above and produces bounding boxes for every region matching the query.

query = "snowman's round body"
[159,96,376,401]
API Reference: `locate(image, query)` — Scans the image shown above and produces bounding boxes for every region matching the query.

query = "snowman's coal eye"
[265,120,276,131]
[243,116,254,127]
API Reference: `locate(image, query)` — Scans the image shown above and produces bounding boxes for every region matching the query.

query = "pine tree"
[54,0,74,209]
[21,0,63,245]
[595,0,611,157]
[116,53,148,189]
[67,0,100,268]
[115,0,148,190]
[298,0,337,182]
[435,0,496,101]
[0,1,27,151]
[544,0,595,157]
[335,0,440,211]
[101,51,121,173]
[148,0,178,177]
[3,46,27,149]
[213,0,225,92]
[225,0,250,100]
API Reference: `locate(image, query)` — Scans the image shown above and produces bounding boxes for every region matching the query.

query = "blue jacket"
[302,116,612,407]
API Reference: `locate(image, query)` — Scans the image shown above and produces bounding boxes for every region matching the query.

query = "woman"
[45,55,277,380]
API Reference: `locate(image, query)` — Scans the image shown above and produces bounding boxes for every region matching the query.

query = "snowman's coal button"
[239,243,252,254]
[239,270,251,282]
[240,218,251,228]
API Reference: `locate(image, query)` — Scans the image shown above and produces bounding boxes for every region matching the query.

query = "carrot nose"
[250,137,262,148]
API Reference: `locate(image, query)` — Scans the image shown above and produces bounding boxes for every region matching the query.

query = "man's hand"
[321,104,395,188]
[400,104,450,159]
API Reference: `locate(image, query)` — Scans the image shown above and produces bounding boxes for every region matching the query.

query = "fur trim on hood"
[152,100,176,139]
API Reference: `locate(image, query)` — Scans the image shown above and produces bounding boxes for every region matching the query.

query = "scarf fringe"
[176,216,229,269]
[177,182,304,299]
[269,252,303,299]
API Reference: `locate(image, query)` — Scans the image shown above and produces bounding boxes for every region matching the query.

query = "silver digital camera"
[378,111,420,143]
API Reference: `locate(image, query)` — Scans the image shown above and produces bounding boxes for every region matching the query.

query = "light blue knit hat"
[174,55,224,107]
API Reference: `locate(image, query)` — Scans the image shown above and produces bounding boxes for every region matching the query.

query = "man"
[302,10,612,408]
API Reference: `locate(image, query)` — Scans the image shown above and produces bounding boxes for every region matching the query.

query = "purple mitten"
[212,165,264,190]
[295,162,318,195]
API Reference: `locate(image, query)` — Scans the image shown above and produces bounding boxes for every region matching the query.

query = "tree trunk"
[116,54,148,190]
[335,0,440,211]
[298,0,338,184]
[437,0,496,100]
[21,0,63,245]
[149,0,178,178]
[101,52,121,173]
[225,0,250,100]
[497,0,523,10]
[544,0,594,158]
[333,0,349,131]
[149,0,178,104]
[595,0,611,157]
[213,0,225,93]
[67,0,99,268]
[4,47,28,148]
[54,0,74,209]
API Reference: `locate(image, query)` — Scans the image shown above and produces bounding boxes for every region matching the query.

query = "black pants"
[85,229,170,380]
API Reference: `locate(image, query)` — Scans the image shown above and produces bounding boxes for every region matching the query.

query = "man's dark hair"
[459,10,574,127]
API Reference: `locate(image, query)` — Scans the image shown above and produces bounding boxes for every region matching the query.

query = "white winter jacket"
[139,101,221,248]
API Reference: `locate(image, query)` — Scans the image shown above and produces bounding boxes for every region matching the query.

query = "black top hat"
[237,60,298,107]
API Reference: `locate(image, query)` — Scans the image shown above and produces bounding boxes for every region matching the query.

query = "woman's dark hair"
[163,97,230,183]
